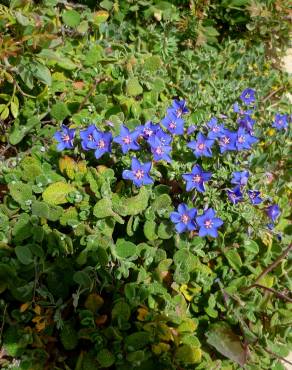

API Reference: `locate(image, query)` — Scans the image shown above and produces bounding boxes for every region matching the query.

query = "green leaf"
[144,220,158,241]
[152,194,172,212]
[15,245,33,265]
[225,250,242,271]
[125,332,150,350]
[73,271,91,288]
[175,345,202,364]
[206,322,247,366]
[34,63,52,86]
[31,200,49,218]
[42,182,76,205]
[62,10,81,28]
[157,220,173,239]
[115,239,137,259]
[112,187,149,216]
[112,300,131,321]
[97,349,115,368]
[8,182,33,207]
[126,78,143,96]
[93,198,124,224]
[144,55,162,72]
[243,240,259,254]
[51,102,70,121]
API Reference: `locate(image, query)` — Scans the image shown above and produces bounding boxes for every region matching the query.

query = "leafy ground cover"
[0,1,291,369]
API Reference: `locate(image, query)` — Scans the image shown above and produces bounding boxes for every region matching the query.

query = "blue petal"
[170,212,181,223]
[175,222,186,233]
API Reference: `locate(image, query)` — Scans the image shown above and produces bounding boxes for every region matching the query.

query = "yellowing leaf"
[43,182,76,205]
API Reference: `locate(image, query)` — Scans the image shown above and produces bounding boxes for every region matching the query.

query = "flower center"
[193,174,201,183]
[135,169,144,179]
[176,108,182,117]
[250,192,255,199]
[238,135,245,143]
[62,134,70,142]
[198,143,205,150]
[204,219,213,229]
[88,134,93,141]
[181,213,190,224]
[144,128,153,136]
[169,121,176,130]
[278,119,283,125]
[98,139,105,148]
[222,136,230,145]
[155,146,163,155]
[123,136,132,145]
[213,126,219,132]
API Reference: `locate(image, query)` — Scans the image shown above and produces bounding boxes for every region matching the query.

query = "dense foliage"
[0,1,291,369]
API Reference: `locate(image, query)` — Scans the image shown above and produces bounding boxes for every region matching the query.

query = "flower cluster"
[53,90,288,237]
[170,205,223,237]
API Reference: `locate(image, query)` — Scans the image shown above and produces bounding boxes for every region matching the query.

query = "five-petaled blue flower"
[170,204,197,233]
[248,190,263,205]
[188,133,214,158]
[161,113,184,135]
[80,125,98,151]
[196,208,223,238]
[236,127,258,151]
[167,99,189,118]
[207,117,225,139]
[182,165,212,193]
[240,88,256,105]
[54,125,75,151]
[122,158,153,187]
[227,186,244,204]
[238,114,255,133]
[148,136,172,163]
[153,129,172,146]
[266,204,281,222]
[272,113,288,131]
[85,129,112,159]
[113,125,140,154]
[218,129,237,153]
[231,171,249,186]
[233,102,253,116]
[136,121,160,139]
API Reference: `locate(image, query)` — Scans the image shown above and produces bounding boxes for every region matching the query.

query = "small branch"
[77,76,110,113]
[14,80,37,99]
[252,284,292,303]
[0,304,7,344]
[263,347,292,366]
[243,244,292,292]
[262,86,284,103]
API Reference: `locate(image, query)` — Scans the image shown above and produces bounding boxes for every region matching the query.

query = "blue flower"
[231,171,249,186]
[136,121,160,139]
[152,129,172,146]
[187,133,214,158]
[187,125,196,135]
[161,113,184,135]
[207,117,225,139]
[218,129,237,153]
[227,186,244,204]
[113,125,140,154]
[196,208,223,238]
[148,136,172,163]
[167,99,189,118]
[170,204,197,233]
[233,102,253,116]
[182,165,212,193]
[54,125,75,151]
[85,129,112,159]
[238,114,255,133]
[240,88,256,105]
[80,125,98,151]
[122,158,153,187]
[248,190,263,205]
[266,204,280,222]
[272,113,288,130]
[236,127,258,151]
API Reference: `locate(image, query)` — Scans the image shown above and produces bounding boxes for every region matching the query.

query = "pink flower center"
[222,137,230,145]
[204,219,213,229]
[213,126,219,132]
[198,143,205,150]
[169,121,176,130]
[181,214,190,224]
[98,139,105,149]
[144,128,153,136]
[88,134,93,141]
[135,169,144,179]
[62,134,70,142]
[176,108,183,117]
[123,136,132,145]
[238,136,245,143]
[193,174,201,183]
[155,146,163,155]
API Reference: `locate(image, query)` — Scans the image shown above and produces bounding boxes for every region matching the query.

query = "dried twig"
[262,86,284,103]
[252,284,292,303]
[77,76,110,113]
